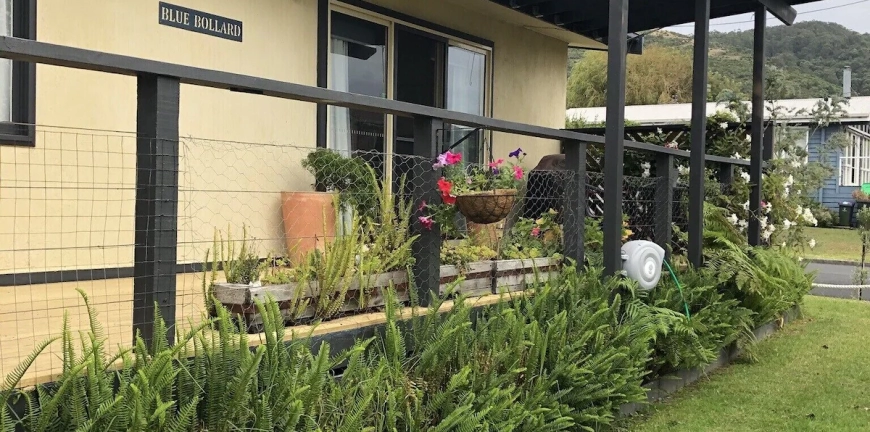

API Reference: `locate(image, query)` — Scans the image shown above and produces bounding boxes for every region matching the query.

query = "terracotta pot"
[281,191,337,264]
[455,189,517,224]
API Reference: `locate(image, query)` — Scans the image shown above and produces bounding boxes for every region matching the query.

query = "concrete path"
[806,262,862,300]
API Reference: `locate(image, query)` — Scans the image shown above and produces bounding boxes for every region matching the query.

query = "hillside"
[568,21,868,102]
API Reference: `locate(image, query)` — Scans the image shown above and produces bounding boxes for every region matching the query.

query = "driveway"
[806,262,863,300]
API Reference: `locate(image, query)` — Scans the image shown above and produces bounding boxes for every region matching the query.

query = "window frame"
[839,125,870,187]
[317,0,494,171]
[0,0,36,147]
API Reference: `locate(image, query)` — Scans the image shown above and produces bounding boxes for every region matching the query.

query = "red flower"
[513,166,524,180]
[445,151,463,165]
[531,227,541,237]
[418,216,434,230]
[488,158,504,169]
[438,178,453,195]
[437,178,457,205]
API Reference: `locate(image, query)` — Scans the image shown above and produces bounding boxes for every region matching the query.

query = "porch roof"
[489,0,819,49]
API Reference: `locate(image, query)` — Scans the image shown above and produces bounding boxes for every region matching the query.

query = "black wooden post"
[763,123,775,163]
[563,139,587,266]
[718,162,734,186]
[655,154,675,260]
[749,6,766,246]
[133,74,181,347]
[412,116,442,307]
[603,0,628,276]
[688,0,711,268]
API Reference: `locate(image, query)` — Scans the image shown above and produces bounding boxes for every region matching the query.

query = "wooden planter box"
[213,270,409,333]
[439,261,495,298]
[438,257,562,298]
[493,257,560,293]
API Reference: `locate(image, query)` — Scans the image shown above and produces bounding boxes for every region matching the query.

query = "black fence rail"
[0,36,750,386]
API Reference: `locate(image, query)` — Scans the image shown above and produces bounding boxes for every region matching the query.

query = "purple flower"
[509,148,523,158]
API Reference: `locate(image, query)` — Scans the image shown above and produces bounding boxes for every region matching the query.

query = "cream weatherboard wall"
[0,0,568,385]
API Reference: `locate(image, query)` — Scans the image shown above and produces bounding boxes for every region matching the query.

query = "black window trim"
[0,0,35,146]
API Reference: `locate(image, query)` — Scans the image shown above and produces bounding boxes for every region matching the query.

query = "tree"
[567,46,737,108]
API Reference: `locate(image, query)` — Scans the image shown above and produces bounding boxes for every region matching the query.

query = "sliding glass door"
[445,45,486,164]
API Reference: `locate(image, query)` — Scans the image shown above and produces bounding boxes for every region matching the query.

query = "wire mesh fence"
[0,125,736,386]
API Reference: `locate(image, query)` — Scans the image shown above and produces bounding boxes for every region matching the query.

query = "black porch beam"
[688,0,711,268]
[749,6,766,246]
[757,0,797,25]
[603,0,628,277]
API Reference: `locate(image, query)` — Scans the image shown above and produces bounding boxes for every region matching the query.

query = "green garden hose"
[663,260,691,320]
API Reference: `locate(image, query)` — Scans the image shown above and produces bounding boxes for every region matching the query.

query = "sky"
[667,0,870,34]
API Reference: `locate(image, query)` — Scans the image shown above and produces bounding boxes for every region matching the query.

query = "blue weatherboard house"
[569,95,870,212]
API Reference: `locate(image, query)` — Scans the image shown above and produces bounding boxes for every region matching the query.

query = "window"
[839,125,870,187]
[0,0,35,145]
[325,2,492,177]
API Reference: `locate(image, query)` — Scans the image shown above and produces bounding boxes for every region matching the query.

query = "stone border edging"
[619,305,802,416]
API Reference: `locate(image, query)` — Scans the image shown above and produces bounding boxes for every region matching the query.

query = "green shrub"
[1,249,812,431]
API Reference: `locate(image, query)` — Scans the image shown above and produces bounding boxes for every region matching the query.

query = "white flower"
[741,171,751,182]
[745,135,752,143]
[720,122,729,130]
[678,165,690,176]
[809,238,816,249]
[361,244,370,253]
[641,162,651,178]
[728,213,739,225]
[782,219,792,230]
[763,202,772,214]
[798,257,804,262]
[742,201,750,210]
[656,128,663,134]
[790,160,802,168]
[785,175,795,187]
[737,219,748,232]
[796,205,803,215]
[781,242,787,247]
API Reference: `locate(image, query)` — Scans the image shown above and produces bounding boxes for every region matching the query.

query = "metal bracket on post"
[563,139,587,267]
[655,154,675,261]
[412,116,443,307]
[133,74,181,347]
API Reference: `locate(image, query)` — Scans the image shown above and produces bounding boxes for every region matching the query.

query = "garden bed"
[619,305,803,417]
[215,258,560,332]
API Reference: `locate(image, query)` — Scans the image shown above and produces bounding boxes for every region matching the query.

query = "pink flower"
[513,165,524,180]
[488,159,504,169]
[445,151,462,165]
[418,200,427,212]
[531,227,541,237]
[418,216,434,230]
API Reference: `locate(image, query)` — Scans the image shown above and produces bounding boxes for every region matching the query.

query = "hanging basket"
[455,189,517,224]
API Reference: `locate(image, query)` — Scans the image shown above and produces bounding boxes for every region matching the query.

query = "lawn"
[804,227,863,263]
[621,296,870,432]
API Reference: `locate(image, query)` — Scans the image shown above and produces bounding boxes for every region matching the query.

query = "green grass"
[804,227,862,263]
[622,296,870,432]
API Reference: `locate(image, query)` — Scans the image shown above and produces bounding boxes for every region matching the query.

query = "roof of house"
[567,96,870,126]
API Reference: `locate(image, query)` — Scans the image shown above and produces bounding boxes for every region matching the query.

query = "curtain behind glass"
[328,38,351,155]
[0,0,12,122]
